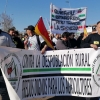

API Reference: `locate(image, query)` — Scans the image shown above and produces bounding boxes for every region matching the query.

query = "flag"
[35,17,54,50]
[84,27,88,37]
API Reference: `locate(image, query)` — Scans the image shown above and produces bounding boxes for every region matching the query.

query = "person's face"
[55,34,59,39]
[9,30,14,36]
[63,36,69,41]
[96,23,100,34]
[58,34,61,38]
[26,30,33,37]
[69,34,74,39]
[24,35,28,39]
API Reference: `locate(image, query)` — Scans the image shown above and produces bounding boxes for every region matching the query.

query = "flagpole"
[4,0,8,14]
[45,18,50,30]
[50,3,52,34]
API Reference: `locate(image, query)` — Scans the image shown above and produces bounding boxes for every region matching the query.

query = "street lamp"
[66,0,71,8]
[4,0,8,14]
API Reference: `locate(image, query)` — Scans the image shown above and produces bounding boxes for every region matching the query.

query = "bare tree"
[0,13,13,32]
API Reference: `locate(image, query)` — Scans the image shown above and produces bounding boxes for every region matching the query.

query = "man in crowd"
[0,29,16,47]
[52,34,61,45]
[81,21,100,50]
[69,32,77,48]
[24,25,48,54]
[8,28,24,49]
[0,29,16,100]
[13,31,24,49]
[77,32,84,48]
[56,32,71,50]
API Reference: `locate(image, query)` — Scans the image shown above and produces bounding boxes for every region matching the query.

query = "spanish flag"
[84,26,88,37]
[35,17,54,50]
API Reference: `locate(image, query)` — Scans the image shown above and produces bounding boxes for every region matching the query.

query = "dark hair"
[14,31,19,35]
[24,25,35,31]
[8,28,15,33]
[62,32,69,38]
[24,33,28,37]
[69,32,74,36]
[97,21,100,25]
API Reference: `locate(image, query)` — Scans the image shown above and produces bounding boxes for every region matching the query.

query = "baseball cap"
[24,25,35,31]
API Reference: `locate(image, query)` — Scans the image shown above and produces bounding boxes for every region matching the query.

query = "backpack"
[36,35,47,50]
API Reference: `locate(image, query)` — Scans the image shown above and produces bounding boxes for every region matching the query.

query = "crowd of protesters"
[0,21,99,53]
[0,21,100,100]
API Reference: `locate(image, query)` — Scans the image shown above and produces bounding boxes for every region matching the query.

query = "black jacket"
[77,35,83,48]
[81,33,100,48]
[69,38,77,48]
[13,37,24,49]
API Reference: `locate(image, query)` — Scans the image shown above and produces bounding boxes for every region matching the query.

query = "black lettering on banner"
[55,55,59,67]
[66,78,69,94]
[62,78,65,94]
[68,78,72,94]
[25,80,28,97]
[36,55,40,68]
[60,78,64,94]
[48,78,52,94]
[51,55,56,67]
[70,78,74,94]
[45,56,48,67]
[60,26,65,31]
[48,78,51,94]
[75,53,90,67]
[47,55,52,68]
[55,15,80,21]
[54,24,60,30]
[29,55,34,68]
[22,55,34,68]
[22,77,92,99]
[74,78,76,94]
[67,21,80,25]
[60,54,73,67]
[54,9,58,14]
[43,78,47,95]
[52,78,55,94]
[72,78,75,94]
[54,9,75,16]
[42,54,74,68]
[88,79,92,95]
[22,55,28,68]
[81,78,84,95]
[42,55,46,67]
[76,78,80,94]
[35,79,38,95]
[56,20,65,24]
[54,23,78,31]
[32,79,35,96]
[86,79,89,95]
[46,55,51,68]
[29,79,33,96]
[84,78,87,95]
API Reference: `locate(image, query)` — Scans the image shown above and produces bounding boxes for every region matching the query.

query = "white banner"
[50,4,87,34]
[0,47,100,99]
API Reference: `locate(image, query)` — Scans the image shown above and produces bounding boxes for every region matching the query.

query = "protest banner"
[50,4,87,34]
[0,47,100,99]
